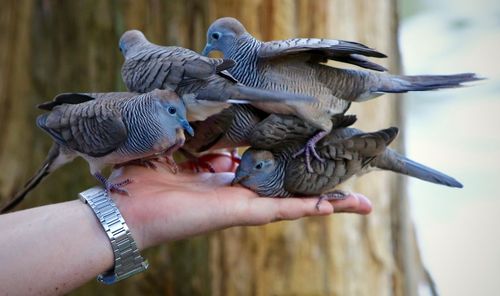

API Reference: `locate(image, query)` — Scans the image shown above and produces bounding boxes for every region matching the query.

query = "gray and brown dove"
[0,89,192,213]
[119,30,315,122]
[184,106,354,159]
[203,17,480,170]
[233,121,462,208]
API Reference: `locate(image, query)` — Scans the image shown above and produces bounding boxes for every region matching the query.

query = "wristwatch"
[79,187,149,285]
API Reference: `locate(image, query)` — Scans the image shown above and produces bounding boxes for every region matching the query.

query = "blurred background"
[0,0,497,295]
[400,0,500,295]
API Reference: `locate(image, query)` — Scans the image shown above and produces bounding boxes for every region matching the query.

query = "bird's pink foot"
[179,149,217,173]
[163,155,180,174]
[230,148,241,164]
[138,159,158,170]
[189,158,216,173]
[315,190,348,210]
[94,173,132,196]
[293,131,328,173]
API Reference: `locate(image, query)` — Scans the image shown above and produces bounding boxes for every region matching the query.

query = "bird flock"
[1,17,479,213]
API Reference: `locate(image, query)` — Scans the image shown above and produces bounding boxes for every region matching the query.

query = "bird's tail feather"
[373,149,463,188]
[0,144,62,213]
[230,85,316,103]
[378,73,482,93]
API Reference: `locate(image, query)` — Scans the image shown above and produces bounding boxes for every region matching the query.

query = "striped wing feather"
[38,102,128,157]
[258,38,387,71]
[284,127,398,195]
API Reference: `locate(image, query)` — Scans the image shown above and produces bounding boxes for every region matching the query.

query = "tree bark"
[0,1,424,295]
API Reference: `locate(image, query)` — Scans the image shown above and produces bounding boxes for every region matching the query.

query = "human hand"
[110,153,372,251]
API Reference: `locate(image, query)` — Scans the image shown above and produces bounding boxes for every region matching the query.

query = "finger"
[235,197,334,226]
[330,193,372,215]
[179,152,239,173]
[199,153,236,172]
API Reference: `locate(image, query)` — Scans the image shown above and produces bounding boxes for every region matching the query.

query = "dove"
[233,124,462,209]
[184,105,266,153]
[182,106,356,173]
[203,17,481,170]
[179,104,266,172]
[183,105,353,162]
[119,30,315,123]
[247,113,357,150]
[0,89,193,213]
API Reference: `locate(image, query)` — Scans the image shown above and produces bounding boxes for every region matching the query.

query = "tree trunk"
[0,1,425,295]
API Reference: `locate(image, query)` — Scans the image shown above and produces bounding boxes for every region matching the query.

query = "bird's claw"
[181,150,239,173]
[94,173,132,196]
[139,159,158,170]
[293,131,328,173]
[315,190,348,210]
[293,145,325,173]
[164,155,179,174]
[107,179,132,196]
[189,159,216,173]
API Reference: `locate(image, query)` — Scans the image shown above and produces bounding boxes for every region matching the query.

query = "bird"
[232,122,463,209]
[119,29,316,123]
[180,104,270,172]
[0,89,193,213]
[247,112,357,150]
[183,104,267,153]
[202,17,481,171]
[182,105,356,172]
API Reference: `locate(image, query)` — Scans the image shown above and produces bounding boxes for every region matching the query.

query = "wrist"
[111,192,150,250]
[80,187,148,284]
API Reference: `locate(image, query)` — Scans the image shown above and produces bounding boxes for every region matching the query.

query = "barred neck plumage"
[120,94,164,155]
[255,153,292,198]
[225,34,263,87]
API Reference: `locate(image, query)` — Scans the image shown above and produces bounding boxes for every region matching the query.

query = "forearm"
[0,200,114,295]
[0,161,372,295]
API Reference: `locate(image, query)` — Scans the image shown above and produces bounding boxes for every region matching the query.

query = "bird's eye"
[255,163,263,170]
[168,106,177,114]
[211,32,221,40]
[118,41,125,53]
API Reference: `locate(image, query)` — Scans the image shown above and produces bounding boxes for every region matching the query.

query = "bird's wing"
[317,127,398,161]
[38,92,137,110]
[38,103,128,157]
[184,106,237,152]
[249,114,358,150]
[217,69,239,83]
[123,46,235,92]
[175,47,235,79]
[38,93,96,110]
[284,127,397,195]
[249,114,317,150]
[258,38,387,71]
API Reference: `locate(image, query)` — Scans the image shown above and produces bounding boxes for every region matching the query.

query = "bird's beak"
[201,44,212,56]
[231,173,248,186]
[180,118,194,137]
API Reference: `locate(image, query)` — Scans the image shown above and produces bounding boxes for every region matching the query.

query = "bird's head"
[232,148,277,190]
[119,30,148,58]
[202,17,247,57]
[153,89,194,137]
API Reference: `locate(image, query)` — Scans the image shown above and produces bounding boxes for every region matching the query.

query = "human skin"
[0,155,371,295]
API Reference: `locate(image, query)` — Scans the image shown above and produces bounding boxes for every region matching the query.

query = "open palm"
[110,154,373,250]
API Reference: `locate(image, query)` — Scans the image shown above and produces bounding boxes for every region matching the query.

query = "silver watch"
[79,187,149,284]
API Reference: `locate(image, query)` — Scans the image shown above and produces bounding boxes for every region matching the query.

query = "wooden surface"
[0,1,425,295]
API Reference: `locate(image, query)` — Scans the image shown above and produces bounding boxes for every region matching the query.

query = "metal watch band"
[79,187,149,285]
